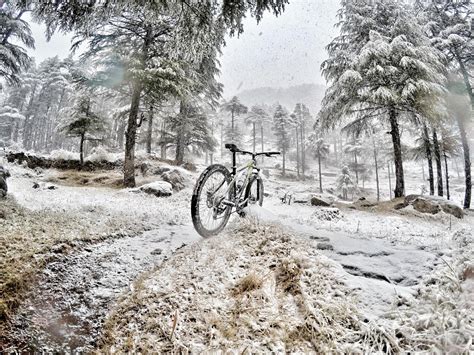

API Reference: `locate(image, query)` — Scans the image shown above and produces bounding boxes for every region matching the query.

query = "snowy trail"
[245,202,446,317]
[6,225,199,352]
[4,168,201,352]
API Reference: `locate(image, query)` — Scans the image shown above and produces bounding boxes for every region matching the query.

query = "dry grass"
[98,219,372,353]
[98,219,474,353]
[0,197,137,324]
[46,170,124,188]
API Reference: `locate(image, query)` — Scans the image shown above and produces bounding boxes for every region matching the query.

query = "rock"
[440,203,463,219]
[47,185,58,190]
[151,248,163,255]
[181,162,197,172]
[310,196,331,207]
[161,169,188,191]
[404,194,421,204]
[153,166,171,175]
[412,198,441,214]
[316,242,334,251]
[32,182,40,189]
[0,166,10,198]
[393,202,407,210]
[309,235,330,242]
[139,181,173,197]
[405,195,463,219]
[293,193,310,204]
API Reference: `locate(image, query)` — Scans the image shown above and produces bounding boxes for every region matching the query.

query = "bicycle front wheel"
[191,164,232,238]
[244,175,264,207]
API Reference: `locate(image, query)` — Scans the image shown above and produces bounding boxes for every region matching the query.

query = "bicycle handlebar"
[224,143,280,157]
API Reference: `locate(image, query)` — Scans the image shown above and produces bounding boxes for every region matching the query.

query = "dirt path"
[4,226,199,352]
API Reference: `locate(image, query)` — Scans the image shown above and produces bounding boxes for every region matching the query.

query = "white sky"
[26,0,340,97]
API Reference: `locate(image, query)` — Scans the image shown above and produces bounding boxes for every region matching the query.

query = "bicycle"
[191,143,280,237]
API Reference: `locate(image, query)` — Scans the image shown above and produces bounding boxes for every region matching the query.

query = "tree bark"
[373,145,380,201]
[252,122,256,153]
[282,144,286,177]
[444,151,450,200]
[453,48,474,110]
[354,151,359,184]
[422,123,434,195]
[318,154,323,193]
[388,161,392,200]
[261,124,265,164]
[79,132,85,166]
[146,105,153,154]
[456,114,471,208]
[389,108,404,197]
[432,129,443,196]
[296,127,300,179]
[123,82,142,187]
[175,100,187,164]
[301,123,305,178]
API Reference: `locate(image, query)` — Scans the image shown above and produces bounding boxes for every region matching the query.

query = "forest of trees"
[0,0,472,208]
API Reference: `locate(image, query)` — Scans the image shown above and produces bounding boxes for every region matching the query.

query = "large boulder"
[138,181,173,197]
[161,169,188,191]
[0,166,10,198]
[440,203,463,219]
[404,195,463,219]
[412,198,441,215]
[310,196,331,207]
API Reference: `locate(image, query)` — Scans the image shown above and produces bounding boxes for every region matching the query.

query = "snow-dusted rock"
[138,181,173,197]
[412,198,441,215]
[0,166,10,198]
[161,169,188,191]
[310,196,331,207]
[404,195,463,219]
[292,193,310,204]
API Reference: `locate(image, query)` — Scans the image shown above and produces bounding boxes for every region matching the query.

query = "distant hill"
[235,83,326,115]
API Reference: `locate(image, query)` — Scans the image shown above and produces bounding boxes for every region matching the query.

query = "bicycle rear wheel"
[191,164,232,238]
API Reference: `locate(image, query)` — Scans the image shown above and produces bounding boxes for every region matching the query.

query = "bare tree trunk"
[389,108,404,197]
[454,48,474,110]
[175,101,187,164]
[354,151,359,184]
[444,151,450,200]
[456,114,471,209]
[282,144,286,177]
[123,82,142,187]
[146,105,153,154]
[318,154,323,193]
[261,124,265,164]
[388,161,392,200]
[296,127,300,179]
[432,129,443,196]
[79,132,85,166]
[252,122,256,153]
[301,123,305,178]
[373,145,380,201]
[423,123,434,195]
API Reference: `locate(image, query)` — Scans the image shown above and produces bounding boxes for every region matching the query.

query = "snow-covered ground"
[1,159,473,352]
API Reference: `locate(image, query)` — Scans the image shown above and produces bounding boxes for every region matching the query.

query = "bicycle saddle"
[224,143,239,152]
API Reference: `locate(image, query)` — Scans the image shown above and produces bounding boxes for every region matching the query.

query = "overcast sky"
[26,0,340,98]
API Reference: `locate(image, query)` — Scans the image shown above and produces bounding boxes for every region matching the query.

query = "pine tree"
[222,96,248,146]
[272,104,292,177]
[0,3,34,85]
[421,1,473,109]
[319,0,446,198]
[61,95,105,165]
[294,103,311,178]
[308,133,329,193]
[337,166,355,201]
[245,105,270,154]
[72,4,216,186]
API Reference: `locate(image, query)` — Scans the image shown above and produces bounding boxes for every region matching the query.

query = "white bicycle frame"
[219,159,260,210]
